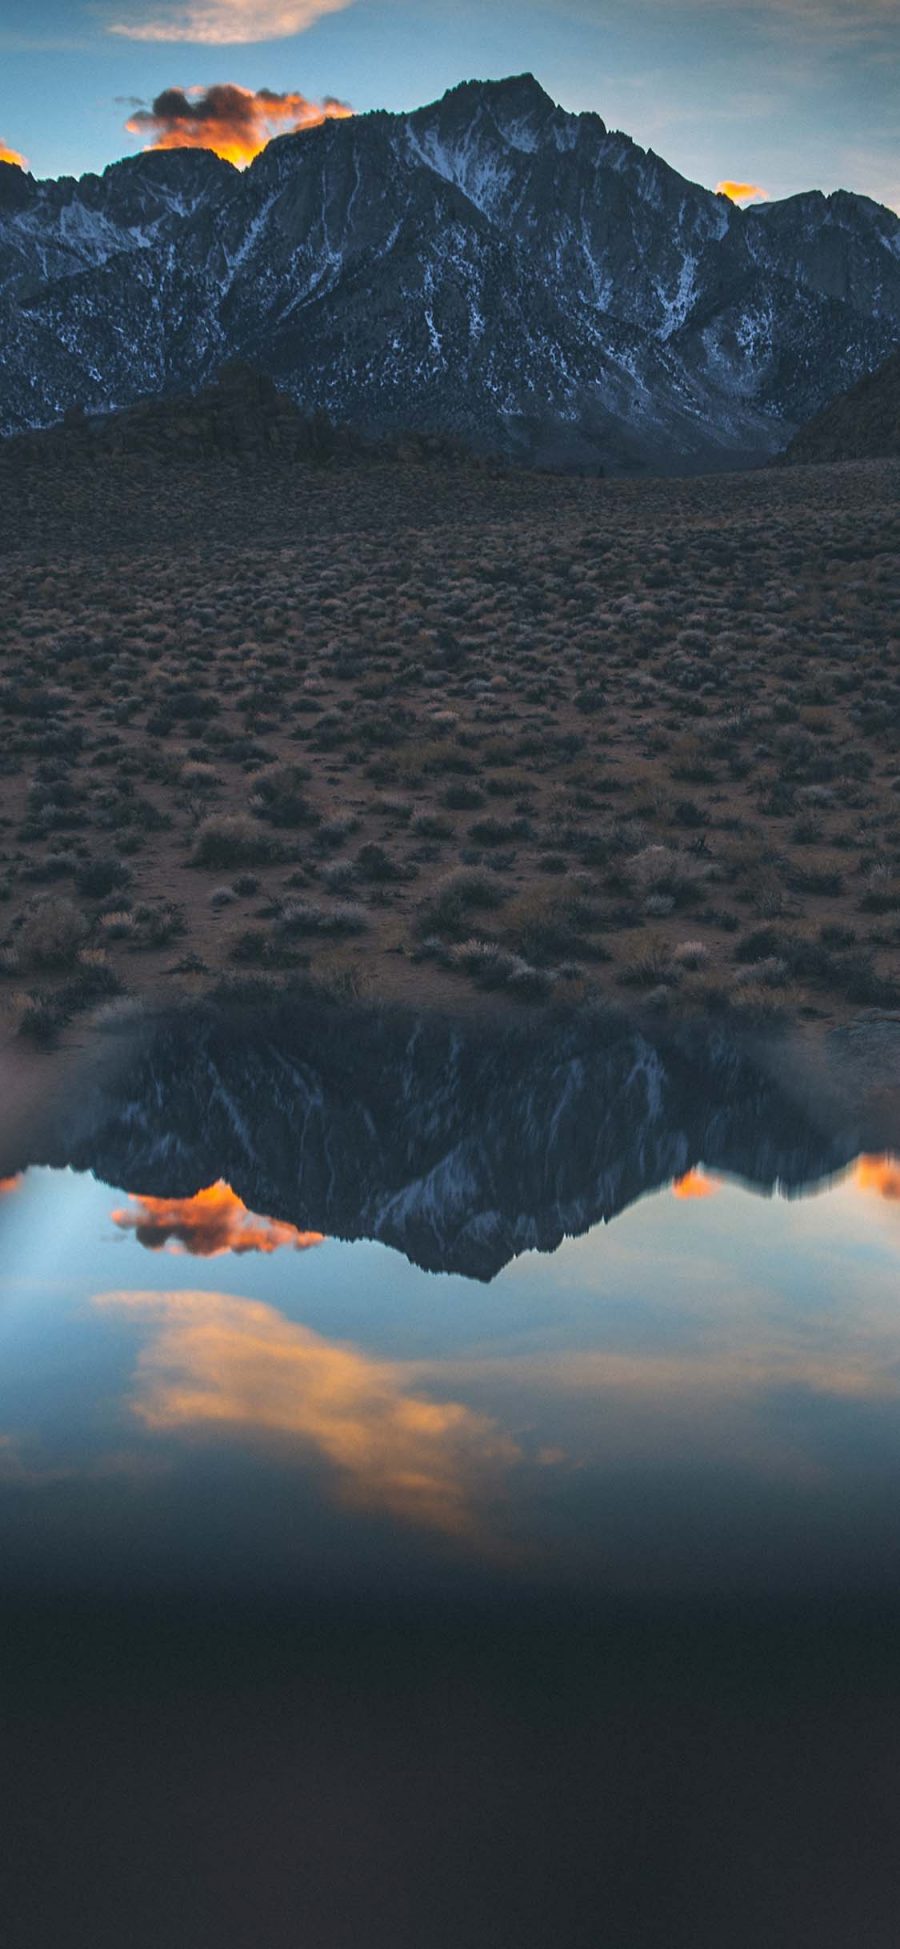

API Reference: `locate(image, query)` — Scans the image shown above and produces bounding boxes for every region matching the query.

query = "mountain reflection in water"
[8,997,900,1277]
[1,1142,899,1601]
[3,1004,900,1948]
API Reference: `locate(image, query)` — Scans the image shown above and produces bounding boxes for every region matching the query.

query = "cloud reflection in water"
[94,1288,521,1544]
[111,1182,324,1257]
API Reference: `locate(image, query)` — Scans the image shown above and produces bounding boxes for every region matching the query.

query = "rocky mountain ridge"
[1,74,899,470]
[785,346,900,463]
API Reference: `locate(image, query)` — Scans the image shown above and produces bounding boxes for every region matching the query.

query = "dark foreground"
[6,1594,900,1949]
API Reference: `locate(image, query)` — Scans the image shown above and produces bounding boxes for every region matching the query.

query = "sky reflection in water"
[1,1158,899,1601]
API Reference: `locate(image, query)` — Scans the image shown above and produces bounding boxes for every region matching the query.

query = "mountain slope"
[784,346,900,463]
[2,74,899,470]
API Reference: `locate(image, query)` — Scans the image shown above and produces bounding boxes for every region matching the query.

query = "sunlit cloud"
[854,1155,900,1202]
[111,1181,324,1256]
[717,179,768,204]
[0,1175,22,1196]
[125,82,351,166]
[94,1289,521,1540]
[108,0,353,45]
[671,1169,720,1199]
[0,142,27,170]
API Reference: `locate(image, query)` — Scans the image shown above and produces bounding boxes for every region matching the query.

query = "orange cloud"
[0,142,27,170]
[111,1181,324,1256]
[0,1176,21,1196]
[717,180,768,205]
[94,1288,520,1540]
[854,1155,900,1201]
[125,81,352,165]
[109,0,352,44]
[672,1169,719,1200]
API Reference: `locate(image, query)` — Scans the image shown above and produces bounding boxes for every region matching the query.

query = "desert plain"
[1,442,898,1044]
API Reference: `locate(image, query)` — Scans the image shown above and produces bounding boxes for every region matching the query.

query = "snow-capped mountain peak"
[1,76,898,469]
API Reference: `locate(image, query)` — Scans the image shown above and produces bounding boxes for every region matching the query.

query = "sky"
[0,0,897,211]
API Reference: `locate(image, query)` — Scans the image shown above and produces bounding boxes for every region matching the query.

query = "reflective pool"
[2,1156,900,1605]
[4,1109,900,1948]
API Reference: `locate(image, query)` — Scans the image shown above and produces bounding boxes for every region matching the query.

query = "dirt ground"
[1,448,898,1042]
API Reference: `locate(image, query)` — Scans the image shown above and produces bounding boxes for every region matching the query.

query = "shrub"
[56,957,125,1013]
[74,855,133,899]
[192,815,281,868]
[501,886,605,964]
[787,863,844,897]
[356,842,404,883]
[616,942,676,988]
[321,861,357,892]
[415,870,505,940]
[129,900,186,947]
[468,817,528,847]
[98,910,136,942]
[442,783,485,811]
[412,812,453,839]
[17,994,66,1043]
[249,764,317,828]
[673,940,710,970]
[17,896,87,970]
[625,845,714,903]
[506,963,556,1001]
[278,899,370,937]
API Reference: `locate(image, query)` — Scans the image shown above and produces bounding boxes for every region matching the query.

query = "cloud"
[125,81,352,165]
[716,179,768,203]
[108,0,353,45]
[854,1155,900,1201]
[672,1169,720,1199]
[111,1181,325,1255]
[94,1288,520,1540]
[0,1175,22,1195]
[0,142,27,170]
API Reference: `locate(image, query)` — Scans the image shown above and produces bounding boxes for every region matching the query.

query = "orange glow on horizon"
[111,1181,325,1257]
[0,142,27,171]
[672,1169,719,1200]
[0,1176,21,1196]
[717,179,768,205]
[126,83,352,168]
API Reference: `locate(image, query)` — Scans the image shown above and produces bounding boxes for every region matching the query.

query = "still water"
[2,1159,900,1602]
[3,1154,900,1946]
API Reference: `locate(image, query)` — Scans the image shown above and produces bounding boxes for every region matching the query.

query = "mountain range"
[2,74,899,471]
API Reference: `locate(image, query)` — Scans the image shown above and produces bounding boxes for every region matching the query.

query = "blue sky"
[0,0,897,209]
